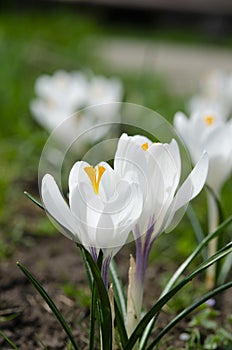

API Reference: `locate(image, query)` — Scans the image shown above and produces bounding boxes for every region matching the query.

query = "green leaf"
[109,259,128,348]
[187,204,207,259]
[89,280,98,350]
[139,315,158,350]
[206,185,224,223]
[114,298,128,348]
[0,330,19,350]
[109,258,127,321]
[17,262,80,350]
[146,280,232,349]
[77,243,93,290]
[79,246,112,350]
[138,214,232,350]
[24,191,44,210]
[89,249,104,350]
[124,241,232,350]
[163,214,232,296]
[217,252,232,285]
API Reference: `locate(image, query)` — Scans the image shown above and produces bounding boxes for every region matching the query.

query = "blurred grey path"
[94,39,232,94]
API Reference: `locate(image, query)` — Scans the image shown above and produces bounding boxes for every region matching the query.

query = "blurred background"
[0,0,232,261]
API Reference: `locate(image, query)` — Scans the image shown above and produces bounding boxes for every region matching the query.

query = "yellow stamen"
[84,165,106,195]
[204,115,215,126]
[141,142,149,151]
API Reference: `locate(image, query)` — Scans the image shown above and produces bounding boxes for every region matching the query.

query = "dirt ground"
[0,234,231,350]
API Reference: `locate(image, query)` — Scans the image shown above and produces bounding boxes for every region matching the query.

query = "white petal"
[148,139,181,197]
[114,133,148,193]
[199,123,232,191]
[97,162,117,200]
[68,161,90,193]
[95,214,115,248]
[164,151,208,230]
[109,181,143,228]
[173,112,190,141]
[41,174,78,241]
[69,180,106,249]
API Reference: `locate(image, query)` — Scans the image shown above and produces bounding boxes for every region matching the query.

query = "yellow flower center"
[204,115,215,126]
[141,142,149,151]
[84,165,106,195]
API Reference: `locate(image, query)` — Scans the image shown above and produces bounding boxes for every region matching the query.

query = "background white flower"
[174,111,232,194]
[178,81,232,289]
[188,70,232,119]
[30,70,89,131]
[30,70,124,145]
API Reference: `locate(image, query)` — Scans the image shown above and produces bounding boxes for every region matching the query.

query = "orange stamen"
[142,142,149,151]
[84,165,106,194]
[204,115,215,126]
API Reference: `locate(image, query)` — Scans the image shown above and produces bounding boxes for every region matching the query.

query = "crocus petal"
[68,161,90,193]
[41,174,78,241]
[114,133,149,193]
[109,181,143,228]
[148,139,181,198]
[173,112,190,139]
[164,151,208,230]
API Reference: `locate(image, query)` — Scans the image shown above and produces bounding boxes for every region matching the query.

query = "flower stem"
[206,190,219,290]
[126,221,155,342]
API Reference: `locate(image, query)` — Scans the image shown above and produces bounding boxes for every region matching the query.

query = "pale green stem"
[126,256,142,350]
[206,190,219,290]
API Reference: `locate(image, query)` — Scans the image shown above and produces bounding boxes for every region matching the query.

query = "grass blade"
[17,262,80,350]
[114,298,128,348]
[124,242,232,350]
[146,280,232,349]
[137,215,232,349]
[77,244,93,290]
[162,214,232,296]
[139,315,158,350]
[0,330,19,350]
[109,258,127,321]
[24,191,44,210]
[79,247,112,350]
[89,281,98,350]
[217,252,232,285]
[109,259,128,348]
[88,250,104,350]
[187,204,206,259]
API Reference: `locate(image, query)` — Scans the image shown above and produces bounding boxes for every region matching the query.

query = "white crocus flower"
[86,75,124,123]
[188,70,232,118]
[34,70,89,110]
[174,111,232,195]
[88,76,123,108]
[30,70,89,132]
[174,110,232,289]
[41,160,143,286]
[30,71,124,147]
[114,133,208,335]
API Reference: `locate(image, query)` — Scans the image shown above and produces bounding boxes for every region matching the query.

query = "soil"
[0,234,231,350]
